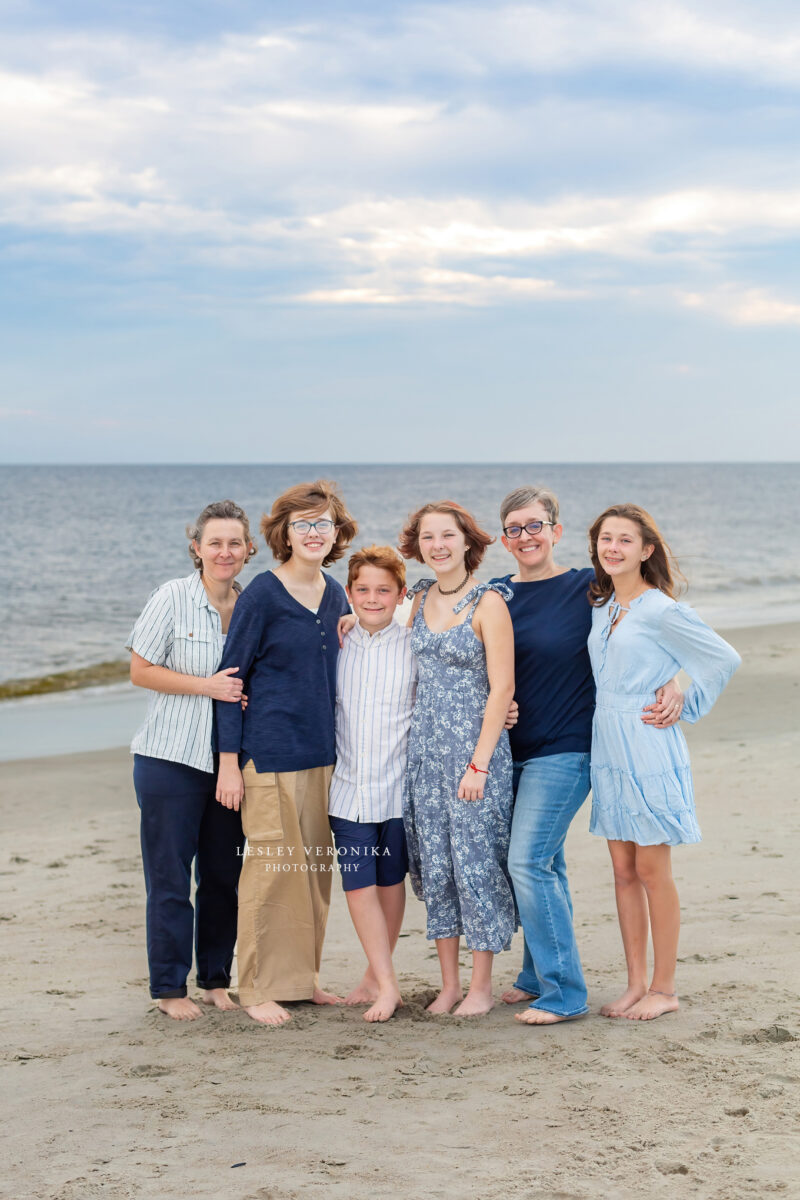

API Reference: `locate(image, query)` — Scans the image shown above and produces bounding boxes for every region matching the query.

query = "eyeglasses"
[502,521,554,539]
[288,519,336,535]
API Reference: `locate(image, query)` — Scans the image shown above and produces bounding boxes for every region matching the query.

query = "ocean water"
[1,462,798,685]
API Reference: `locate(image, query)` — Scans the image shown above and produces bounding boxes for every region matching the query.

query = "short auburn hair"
[398,501,494,573]
[260,479,357,566]
[347,544,407,590]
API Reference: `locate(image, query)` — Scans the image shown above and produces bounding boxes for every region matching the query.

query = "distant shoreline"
[2,614,798,703]
[0,660,130,701]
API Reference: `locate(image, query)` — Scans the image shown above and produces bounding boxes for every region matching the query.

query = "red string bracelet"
[468,762,489,775]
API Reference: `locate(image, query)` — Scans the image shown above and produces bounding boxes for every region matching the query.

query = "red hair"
[398,501,493,572]
[347,545,406,590]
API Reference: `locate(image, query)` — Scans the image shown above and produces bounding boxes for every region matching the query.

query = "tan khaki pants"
[237,761,334,1006]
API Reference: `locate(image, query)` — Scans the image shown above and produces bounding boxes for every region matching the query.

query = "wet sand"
[1,622,798,1199]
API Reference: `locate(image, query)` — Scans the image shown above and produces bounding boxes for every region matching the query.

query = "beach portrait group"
[3,0,800,1195]
[128,478,740,1029]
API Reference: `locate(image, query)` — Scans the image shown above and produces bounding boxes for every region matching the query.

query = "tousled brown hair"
[398,501,494,573]
[260,479,357,566]
[588,503,685,606]
[347,545,407,590]
[186,499,257,570]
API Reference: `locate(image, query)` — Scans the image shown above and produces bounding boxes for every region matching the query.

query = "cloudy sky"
[1,0,799,462]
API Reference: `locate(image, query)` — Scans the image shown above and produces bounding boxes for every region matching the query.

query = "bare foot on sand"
[345,977,379,1005]
[311,987,343,1005]
[364,988,403,1022]
[244,1001,292,1026]
[426,987,463,1014]
[600,985,647,1017]
[501,986,537,1004]
[625,990,679,1021]
[453,989,494,1017]
[157,997,202,1021]
[515,1007,584,1025]
[200,988,239,1012]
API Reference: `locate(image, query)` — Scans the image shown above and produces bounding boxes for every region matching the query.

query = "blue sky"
[1,0,799,461]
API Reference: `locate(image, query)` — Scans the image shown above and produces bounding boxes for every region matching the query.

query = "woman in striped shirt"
[128,499,256,1021]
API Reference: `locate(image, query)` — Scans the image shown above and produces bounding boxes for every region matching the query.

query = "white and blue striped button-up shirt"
[127,571,230,774]
[329,618,418,823]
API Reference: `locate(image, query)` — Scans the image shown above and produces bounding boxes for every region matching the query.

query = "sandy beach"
[1,621,798,1200]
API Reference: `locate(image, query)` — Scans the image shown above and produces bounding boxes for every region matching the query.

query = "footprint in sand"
[657,1162,690,1175]
[741,1025,797,1044]
[331,1044,362,1059]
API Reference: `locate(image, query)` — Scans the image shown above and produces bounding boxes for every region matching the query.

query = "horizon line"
[1,460,798,468]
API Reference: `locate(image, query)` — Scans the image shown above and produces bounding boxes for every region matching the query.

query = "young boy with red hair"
[329,546,417,1022]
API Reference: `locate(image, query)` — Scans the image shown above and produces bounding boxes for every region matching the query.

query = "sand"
[1,622,798,1200]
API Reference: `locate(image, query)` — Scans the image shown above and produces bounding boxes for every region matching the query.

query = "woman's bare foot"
[244,1001,292,1026]
[157,997,202,1021]
[311,987,343,1005]
[453,988,494,1017]
[426,986,463,1014]
[625,990,679,1021]
[501,986,537,1004]
[344,976,379,1005]
[364,988,403,1023]
[600,985,647,1017]
[200,988,239,1012]
[515,1007,583,1025]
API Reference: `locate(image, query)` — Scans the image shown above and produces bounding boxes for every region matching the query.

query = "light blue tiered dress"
[588,589,741,846]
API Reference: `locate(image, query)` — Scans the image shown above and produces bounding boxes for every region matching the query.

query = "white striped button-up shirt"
[328,618,418,823]
[127,571,230,774]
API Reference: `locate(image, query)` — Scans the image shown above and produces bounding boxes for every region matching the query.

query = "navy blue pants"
[134,754,244,999]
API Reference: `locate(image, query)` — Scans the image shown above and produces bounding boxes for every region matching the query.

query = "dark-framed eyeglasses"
[502,520,554,539]
[288,519,336,534]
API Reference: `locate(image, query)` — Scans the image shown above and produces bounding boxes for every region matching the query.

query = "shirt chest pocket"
[171,622,219,676]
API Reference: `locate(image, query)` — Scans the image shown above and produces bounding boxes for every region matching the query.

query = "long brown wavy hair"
[588,503,685,607]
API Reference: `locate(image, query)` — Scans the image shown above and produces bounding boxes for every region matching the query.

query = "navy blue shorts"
[329,815,408,892]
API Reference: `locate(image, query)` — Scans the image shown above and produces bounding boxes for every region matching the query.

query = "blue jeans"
[508,752,591,1017]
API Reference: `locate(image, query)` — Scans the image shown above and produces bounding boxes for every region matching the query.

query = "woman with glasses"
[128,499,256,1020]
[492,486,684,1025]
[215,480,357,1026]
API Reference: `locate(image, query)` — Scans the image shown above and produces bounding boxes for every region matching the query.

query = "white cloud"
[297,267,565,306]
[0,4,799,326]
[681,285,800,326]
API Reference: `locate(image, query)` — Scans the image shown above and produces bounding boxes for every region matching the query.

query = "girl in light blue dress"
[587,504,740,1022]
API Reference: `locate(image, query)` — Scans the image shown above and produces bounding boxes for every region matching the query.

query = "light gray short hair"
[500,485,560,526]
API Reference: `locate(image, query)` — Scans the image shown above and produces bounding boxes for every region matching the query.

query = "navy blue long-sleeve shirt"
[215,570,350,774]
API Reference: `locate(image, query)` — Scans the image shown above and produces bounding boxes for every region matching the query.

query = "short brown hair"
[186,499,258,570]
[398,501,494,573]
[260,479,357,566]
[347,545,407,590]
[588,503,686,606]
